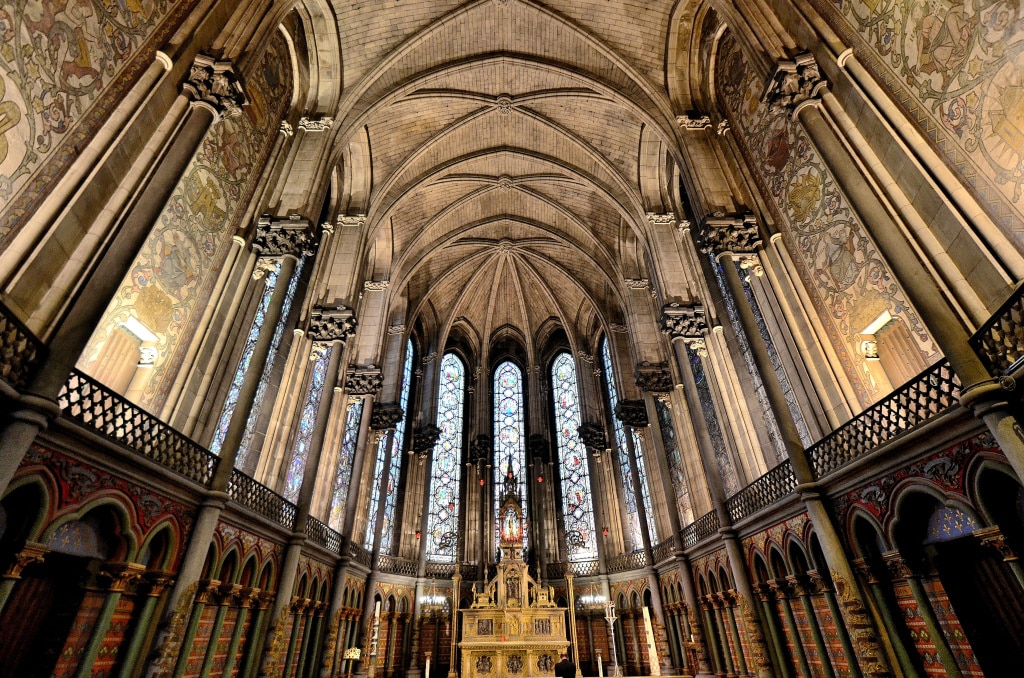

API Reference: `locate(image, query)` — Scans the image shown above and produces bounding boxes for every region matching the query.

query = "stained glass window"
[426,353,465,562]
[655,398,693,525]
[688,343,740,495]
[365,339,414,552]
[328,398,364,530]
[283,343,333,502]
[494,360,528,552]
[551,353,598,561]
[210,259,281,455]
[600,339,643,550]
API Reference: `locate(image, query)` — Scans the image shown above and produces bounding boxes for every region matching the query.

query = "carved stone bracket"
[338,215,366,229]
[577,422,605,458]
[527,434,550,463]
[976,525,1019,561]
[763,53,827,115]
[624,278,650,290]
[370,402,404,430]
[182,54,247,118]
[646,212,676,226]
[308,305,357,342]
[614,400,648,428]
[470,434,492,464]
[659,303,708,340]
[298,116,335,132]
[345,367,383,395]
[279,121,294,137]
[701,213,761,256]
[364,280,390,291]
[635,361,672,392]
[413,425,442,462]
[252,258,279,281]
[254,215,315,257]
[675,114,711,131]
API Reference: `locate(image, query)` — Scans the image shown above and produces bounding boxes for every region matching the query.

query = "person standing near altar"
[555,652,576,678]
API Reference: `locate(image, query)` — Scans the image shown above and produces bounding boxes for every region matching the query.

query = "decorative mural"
[810,0,1024,238]
[78,31,291,410]
[215,519,283,573]
[716,34,937,405]
[0,0,199,246]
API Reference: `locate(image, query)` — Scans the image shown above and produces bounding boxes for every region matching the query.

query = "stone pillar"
[578,423,611,574]
[613,400,655,559]
[766,54,1024,480]
[74,563,147,678]
[407,424,440,678]
[0,54,246,496]
[700,214,891,677]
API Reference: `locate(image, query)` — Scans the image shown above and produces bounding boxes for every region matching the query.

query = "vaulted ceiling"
[323,0,688,357]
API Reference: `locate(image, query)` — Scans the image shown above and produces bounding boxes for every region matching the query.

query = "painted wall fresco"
[78,31,291,411]
[810,0,1024,240]
[0,0,198,247]
[716,34,938,406]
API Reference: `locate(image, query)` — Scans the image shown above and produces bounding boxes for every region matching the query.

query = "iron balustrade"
[58,369,217,485]
[681,511,720,549]
[227,469,297,530]
[568,559,600,576]
[546,562,567,580]
[425,562,456,578]
[808,359,960,479]
[349,542,373,568]
[606,550,646,573]
[652,535,679,564]
[725,460,796,523]
[0,301,47,390]
[307,515,342,553]
[970,283,1024,375]
[377,555,417,576]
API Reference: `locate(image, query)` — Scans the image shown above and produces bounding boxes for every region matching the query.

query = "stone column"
[789,575,835,678]
[700,216,891,678]
[527,434,550,574]
[116,573,175,678]
[407,424,440,678]
[613,400,655,559]
[74,563,147,678]
[578,423,611,574]
[469,434,492,567]
[659,303,773,677]
[767,54,1024,480]
[0,54,247,496]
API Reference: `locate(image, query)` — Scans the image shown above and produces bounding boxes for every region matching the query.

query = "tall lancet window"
[366,339,414,552]
[601,338,657,549]
[283,342,333,501]
[494,360,528,552]
[427,353,465,562]
[328,398,364,530]
[551,353,598,561]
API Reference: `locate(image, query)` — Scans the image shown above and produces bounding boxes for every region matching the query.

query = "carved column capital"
[182,53,247,118]
[254,215,315,257]
[646,212,676,226]
[345,367,383,395]
[976,525,1019,561]
[470,434,492,464]
[881,551,914,581]
[370,402,404,430]
[413,425,442,462]
[635,361,672,392]
[298,116,335,132]
[675,114,712,131]
[577,423,606,458]
[308,305,357,342]
[659,303,707,340]
[2,542,49,579]
[615,400,648,428]
[764,53,827,116]
[338,214,366,229]
[700,213,761,256]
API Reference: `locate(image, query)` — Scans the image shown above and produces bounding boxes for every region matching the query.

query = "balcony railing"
[58,369,217,485]
[228,469,297,530]
[726,460,796,524]
[377,554,417,576]
[970,283,1024,375]
[307,516,342,553]
[349,542,373,568]
[425,561,456,578]
[652,535,679,564]
[681,510,720,549]
[0,301,47,390]
[808,359,960,479]
[607,550,646,573]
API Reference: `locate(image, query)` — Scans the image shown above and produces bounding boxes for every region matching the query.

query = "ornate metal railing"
[425,561,456,578]
[652,535,679,564]
[227,469,297,530]
[0,301,47,390]
[809,359,961,479]
[349,542,373,568]
[307,516,342,553]
[377,555,417,576]
[607,550,646,573]
[546,562,567,579]
[58,369,217,485]
[460,563,482,579]
[568,559,600,577]
[726,460,796,523]
[681,511,720,550]
[970,283,1024,375]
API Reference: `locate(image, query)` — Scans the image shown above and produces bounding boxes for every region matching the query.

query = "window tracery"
[494,360,528,553]
[551,353,598,561]
[284,343,332,501]
[328,398,364,530]
[426,353,465,562]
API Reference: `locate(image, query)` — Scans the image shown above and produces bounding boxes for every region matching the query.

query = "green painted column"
[172,579,220,678]
[851,559,919,678]
[220,587,259,678]
[723,592,749,676]
[75,563,146,678]
[807,571,861,678]
[754,584,793,678]
[116,572,175,678]
[199,583,241,678]
[770,580,811,678]
[239,590,275,678]
[790,575,835,678]
[0,542,49,613]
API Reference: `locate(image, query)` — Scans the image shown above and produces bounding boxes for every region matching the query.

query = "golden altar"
[459,478,569,678]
